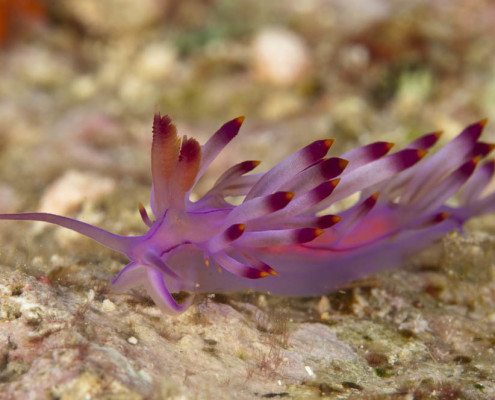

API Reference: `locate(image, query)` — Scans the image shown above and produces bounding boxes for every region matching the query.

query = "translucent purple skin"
[1,115,494,315]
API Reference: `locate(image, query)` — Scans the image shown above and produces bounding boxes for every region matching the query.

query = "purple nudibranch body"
[1,114,495,314]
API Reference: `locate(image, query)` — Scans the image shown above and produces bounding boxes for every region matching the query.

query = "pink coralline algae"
[1,114,494,314]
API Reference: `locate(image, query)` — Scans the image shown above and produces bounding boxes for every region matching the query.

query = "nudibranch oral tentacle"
[0,113,494,315]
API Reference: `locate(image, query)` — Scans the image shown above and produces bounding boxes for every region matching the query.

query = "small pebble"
[304,365,316,378]
[317,296,330,315]
[135,42,177,81]
[128,336,138,345]
[101,299,116,312]
[252,27,311,86]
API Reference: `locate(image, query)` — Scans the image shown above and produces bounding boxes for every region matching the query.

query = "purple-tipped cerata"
[1,115,494,315]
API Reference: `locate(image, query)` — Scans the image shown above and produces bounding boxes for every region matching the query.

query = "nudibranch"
[1,114,494,314]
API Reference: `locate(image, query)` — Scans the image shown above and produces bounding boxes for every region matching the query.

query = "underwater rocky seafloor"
[1,0,495,399]
[0,229,495,399]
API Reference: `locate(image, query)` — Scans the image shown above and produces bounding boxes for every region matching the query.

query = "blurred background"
[1,0,495,231]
